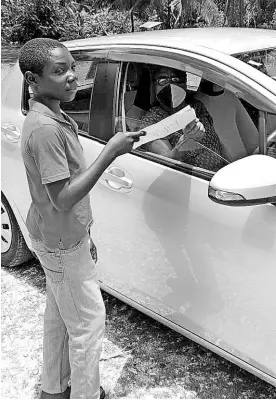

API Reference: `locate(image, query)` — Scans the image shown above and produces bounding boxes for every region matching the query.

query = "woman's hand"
[175,118,205,151]
[183,118,205,141]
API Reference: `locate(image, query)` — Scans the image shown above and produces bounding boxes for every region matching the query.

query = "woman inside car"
[137,65,228,171]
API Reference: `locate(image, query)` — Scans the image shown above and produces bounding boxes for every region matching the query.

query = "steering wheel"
[253,128,276,155]
[267,129,276,145]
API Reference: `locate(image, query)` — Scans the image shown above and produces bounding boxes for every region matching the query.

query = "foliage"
[59,8,144,40]
[1,0,275,45]
[222,0,276,27]
[1,0,144,43]
[271,9,276,29]
[114,0,223,28]
[245,0,276,28]
[1,0,69,43]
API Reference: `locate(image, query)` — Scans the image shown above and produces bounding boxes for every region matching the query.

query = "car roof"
[64,28,276,55]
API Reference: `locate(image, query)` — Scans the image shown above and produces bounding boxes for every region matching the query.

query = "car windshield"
[234,48,276,79]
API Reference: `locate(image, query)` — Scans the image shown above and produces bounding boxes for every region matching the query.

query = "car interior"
[123,63,150,130]
[120,62,265,168]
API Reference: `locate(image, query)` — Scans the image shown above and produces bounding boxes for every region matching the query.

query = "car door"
[68,47,276,383]
[1,63,32,231]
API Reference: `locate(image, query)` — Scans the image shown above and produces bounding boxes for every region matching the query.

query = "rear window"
[234,48,276,79]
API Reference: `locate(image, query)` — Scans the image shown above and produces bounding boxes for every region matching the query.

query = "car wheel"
[1,193,33,267]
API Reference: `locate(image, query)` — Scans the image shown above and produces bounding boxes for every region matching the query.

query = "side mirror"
[208,155,276,206]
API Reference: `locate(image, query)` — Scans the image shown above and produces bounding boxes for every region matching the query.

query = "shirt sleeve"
[29,124,70,185]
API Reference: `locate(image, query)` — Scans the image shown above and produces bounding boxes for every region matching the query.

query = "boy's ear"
[25,71,39,87]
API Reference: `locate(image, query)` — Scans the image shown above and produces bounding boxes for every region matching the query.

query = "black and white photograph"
[1,1,276,398]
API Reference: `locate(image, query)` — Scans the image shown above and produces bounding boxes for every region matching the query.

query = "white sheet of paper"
[133,105,196,149]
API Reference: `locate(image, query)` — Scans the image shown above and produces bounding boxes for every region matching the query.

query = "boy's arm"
[45,131,144,211]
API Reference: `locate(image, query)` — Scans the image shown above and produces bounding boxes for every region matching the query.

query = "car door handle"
[1,123,21,143]
[102,167,133,190]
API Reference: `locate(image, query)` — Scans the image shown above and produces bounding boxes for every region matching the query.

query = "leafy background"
[1,0,276,44]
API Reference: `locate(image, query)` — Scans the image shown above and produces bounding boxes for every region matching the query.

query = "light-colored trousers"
[31,233,106,399]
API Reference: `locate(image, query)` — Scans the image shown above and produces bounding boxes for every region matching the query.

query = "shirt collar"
[29,99,72,126]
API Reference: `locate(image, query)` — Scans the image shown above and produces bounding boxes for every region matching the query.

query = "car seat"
[194,82,259,161]
[124,64,151,130]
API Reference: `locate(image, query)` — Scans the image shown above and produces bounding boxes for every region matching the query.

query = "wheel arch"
[1,181,33,253]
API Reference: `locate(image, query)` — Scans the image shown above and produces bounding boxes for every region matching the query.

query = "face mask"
[156,84,186,110]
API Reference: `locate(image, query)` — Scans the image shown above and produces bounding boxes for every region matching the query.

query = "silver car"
[2,27,276,386]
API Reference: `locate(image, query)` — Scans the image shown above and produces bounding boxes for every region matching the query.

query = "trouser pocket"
[31,240,64,284]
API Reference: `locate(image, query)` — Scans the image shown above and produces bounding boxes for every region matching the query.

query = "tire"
[1,193,33,267]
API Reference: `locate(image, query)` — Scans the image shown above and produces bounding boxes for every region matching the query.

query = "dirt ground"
[2,258,276,399]
[2,56,276,399]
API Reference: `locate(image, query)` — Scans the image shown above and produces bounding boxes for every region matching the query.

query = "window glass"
[235,48,276,79]
[267,113,276,159]
[115,62,150,133]
[116,61,234,173]
[267,138,276,159]
[61,60,97,133]
[89,61,120,142]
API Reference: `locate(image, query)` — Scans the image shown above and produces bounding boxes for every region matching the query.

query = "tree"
[115,0,221,29]
[239,0,244,27]
[224,0,243,26]
[224,0,276,27]
[246,0,276,28]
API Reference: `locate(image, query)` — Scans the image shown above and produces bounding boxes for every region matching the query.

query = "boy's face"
[28,47,77,103]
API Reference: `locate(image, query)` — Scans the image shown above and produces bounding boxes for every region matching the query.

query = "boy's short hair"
[19,38,66,76]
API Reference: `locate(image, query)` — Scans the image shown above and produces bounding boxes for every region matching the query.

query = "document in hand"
[133,105,196,150]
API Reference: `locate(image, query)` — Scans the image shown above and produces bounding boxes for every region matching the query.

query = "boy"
[19,38,145,399]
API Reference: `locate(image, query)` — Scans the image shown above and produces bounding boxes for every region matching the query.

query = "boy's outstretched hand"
[106,131,146,157]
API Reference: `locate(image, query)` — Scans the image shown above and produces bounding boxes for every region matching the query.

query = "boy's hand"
[106,131,146,157]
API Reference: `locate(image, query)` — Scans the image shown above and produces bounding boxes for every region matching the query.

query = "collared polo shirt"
[21,99,93,250]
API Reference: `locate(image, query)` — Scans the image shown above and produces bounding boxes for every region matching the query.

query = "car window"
[115,61,232,174]
[21,82,33,114]
[266,112,276,159]
[89,61,120,142]
[114,60,276,174]
[60,59,97,133]
[268,138,276,159]
[234,48,276,79]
